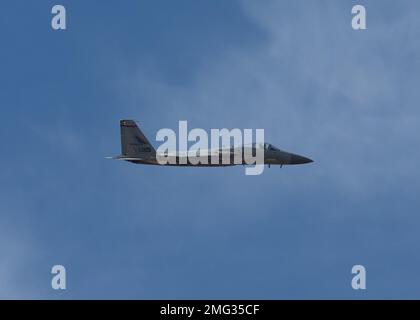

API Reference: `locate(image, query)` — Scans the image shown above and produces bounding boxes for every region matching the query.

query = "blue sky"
[1,0,420,299]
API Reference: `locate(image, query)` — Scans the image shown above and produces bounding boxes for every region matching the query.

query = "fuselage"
[124,144,313,167]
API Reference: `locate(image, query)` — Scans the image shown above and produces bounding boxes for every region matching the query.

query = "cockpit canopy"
[250,143,280,151]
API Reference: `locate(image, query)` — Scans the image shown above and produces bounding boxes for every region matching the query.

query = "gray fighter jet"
[108,120,313,167]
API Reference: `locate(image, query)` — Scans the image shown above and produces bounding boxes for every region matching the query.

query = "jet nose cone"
[290,154,313,164]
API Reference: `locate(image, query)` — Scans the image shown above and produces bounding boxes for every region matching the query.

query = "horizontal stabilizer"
[105,156,144,161]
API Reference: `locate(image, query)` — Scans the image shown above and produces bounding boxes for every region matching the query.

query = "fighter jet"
[108,120,313,167]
